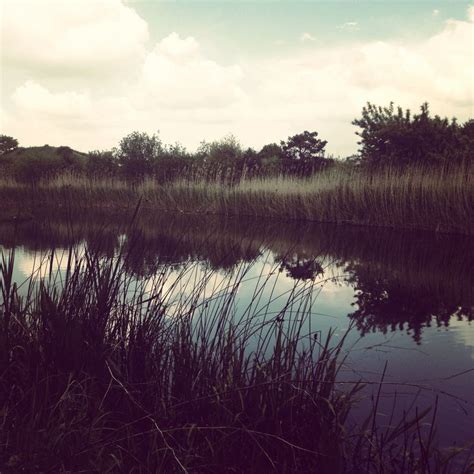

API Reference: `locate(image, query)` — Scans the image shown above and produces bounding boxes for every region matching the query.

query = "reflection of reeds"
[1,247,472,472]
[2,210,473,324]
[1,162,473,233]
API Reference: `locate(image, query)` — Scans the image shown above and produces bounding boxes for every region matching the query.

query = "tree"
[352,102,465,167]
[460,119,474,159]
[241,148,260,177]
[258,143,284,173]
[197,135,243,180]
[280,131,328,175]
[278,255,324,281]
[154,142,192,182]
[207,135,242,167]
[115,131,163,179]
[0,135,18,155]
[87,150,118,176]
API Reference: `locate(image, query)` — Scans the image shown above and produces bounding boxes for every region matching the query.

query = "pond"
[1,209,473,449]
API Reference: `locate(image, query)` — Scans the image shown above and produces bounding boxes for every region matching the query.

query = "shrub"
[353,102,471,167]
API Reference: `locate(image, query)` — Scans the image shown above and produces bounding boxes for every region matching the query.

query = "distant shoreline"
[1,164,473,235]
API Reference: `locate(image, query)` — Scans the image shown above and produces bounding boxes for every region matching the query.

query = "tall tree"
[280,131,328,174]
[115,131,162,179]
[258,143,284,171]
[352,102,465,167]
[0,135,18,155]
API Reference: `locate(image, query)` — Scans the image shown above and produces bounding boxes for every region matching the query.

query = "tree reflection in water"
[345,262,474,343]
[1,209,473,342]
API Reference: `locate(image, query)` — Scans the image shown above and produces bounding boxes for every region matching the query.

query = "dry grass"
[1,163,472,233]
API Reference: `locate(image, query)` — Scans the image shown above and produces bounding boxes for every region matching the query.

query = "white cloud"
[1,0,149,74]
[8,81,136,148]
[300,32,316,42]
[156,32,200,59]
[1,2,473,157]
[337,21,360,32]
[432,9,440,16]
[12,81,92,118]
[468,5,474,22]
[140,33,245,109]
[238,8,474,154]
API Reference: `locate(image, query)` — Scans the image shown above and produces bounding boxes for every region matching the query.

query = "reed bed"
[1,162,472,233]
[1,240,473,472]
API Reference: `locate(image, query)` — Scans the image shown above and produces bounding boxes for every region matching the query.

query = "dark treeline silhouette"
[88,129,333,182]
[1,101,471,184]
[0,131,331,184]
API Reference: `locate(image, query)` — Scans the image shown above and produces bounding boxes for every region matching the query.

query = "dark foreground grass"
[1,242,473,472]
[1,162,473,234]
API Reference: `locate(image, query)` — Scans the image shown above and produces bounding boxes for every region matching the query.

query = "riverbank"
[1,163,473,234]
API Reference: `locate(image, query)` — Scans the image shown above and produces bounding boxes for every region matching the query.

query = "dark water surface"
[1,210,473,448]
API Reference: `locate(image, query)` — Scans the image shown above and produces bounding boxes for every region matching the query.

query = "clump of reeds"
[1,161,472,234]
[0,244,472,472]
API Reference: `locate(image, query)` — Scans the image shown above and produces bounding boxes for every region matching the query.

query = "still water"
[1,209,473,448]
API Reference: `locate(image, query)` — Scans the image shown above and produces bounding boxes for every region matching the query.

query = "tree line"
[1,102,472,184]
[96,128,330,182]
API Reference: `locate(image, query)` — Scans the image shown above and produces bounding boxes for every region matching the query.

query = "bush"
[0,135,18,156]
[153,143,193,183]
[86,150,118,177]
[115,131,163,180]
[4,146,85,184]
[353,102,471,167]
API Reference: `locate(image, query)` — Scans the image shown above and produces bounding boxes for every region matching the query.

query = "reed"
[1,241,472,472]
[1,162,472,234]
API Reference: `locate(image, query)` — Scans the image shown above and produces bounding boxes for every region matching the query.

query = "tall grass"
[1,162,472,233]
[1,242,473,472]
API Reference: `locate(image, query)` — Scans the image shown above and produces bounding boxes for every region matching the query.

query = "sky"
[1,0,473,157]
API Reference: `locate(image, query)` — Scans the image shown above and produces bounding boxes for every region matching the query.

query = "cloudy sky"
[1,0,473,156]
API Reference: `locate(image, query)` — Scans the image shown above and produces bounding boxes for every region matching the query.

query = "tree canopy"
[352,102,471,167]
[280,131,329,174]
[0,135,19,155]
[115,131,163,179]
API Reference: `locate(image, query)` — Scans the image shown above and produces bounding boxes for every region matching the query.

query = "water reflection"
[347,262,473,344]
[0,208,473,343]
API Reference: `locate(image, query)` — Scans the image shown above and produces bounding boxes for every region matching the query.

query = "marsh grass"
[1,239,473,472]
[1,162,472,233]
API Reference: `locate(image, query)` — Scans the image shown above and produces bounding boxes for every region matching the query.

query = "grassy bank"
[1,244,473,472]
[1,162,473,234]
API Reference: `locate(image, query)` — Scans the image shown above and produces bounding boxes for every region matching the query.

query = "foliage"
[258,143,284,173]
[352,102,471,167]
[241,147,260,176]
[1,100,472,185]
[1,146,85,184]
[86,150,118,176]
[1,246,470,472]
[0,135,18,156]
[153,142,193,182]
[195,135,244,180]
[206,134,242,168]
[115,131,163,179]
[280,131,329,174]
